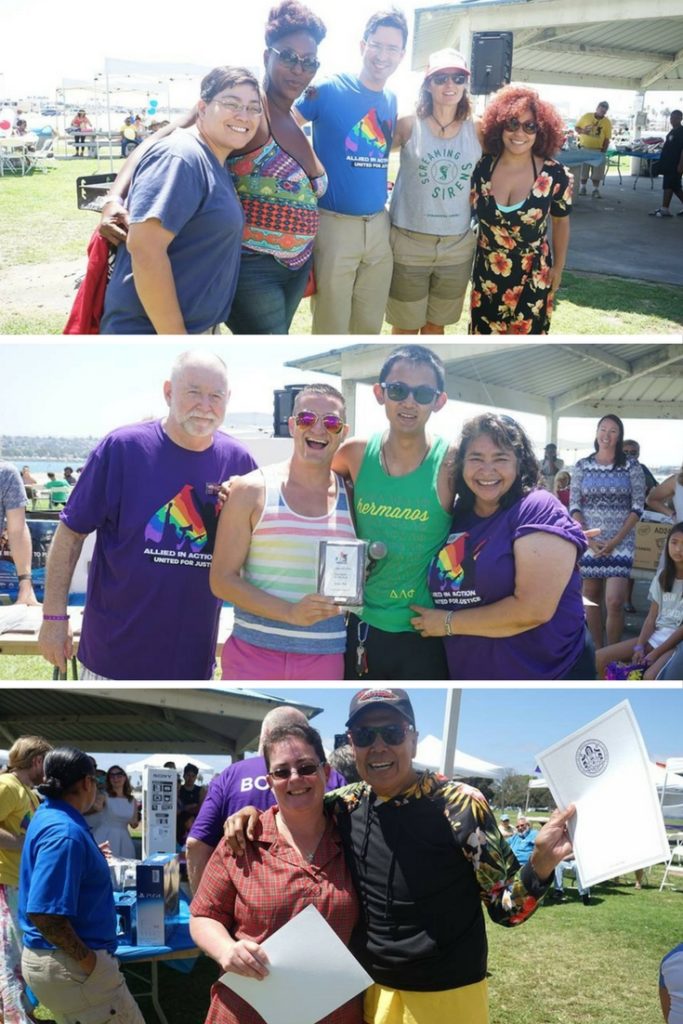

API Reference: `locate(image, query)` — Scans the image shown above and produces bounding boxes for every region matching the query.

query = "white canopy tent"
[415,734,505,780]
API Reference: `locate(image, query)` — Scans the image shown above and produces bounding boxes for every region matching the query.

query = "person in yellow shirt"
[0,735,52,1024]
[575,100,611,198]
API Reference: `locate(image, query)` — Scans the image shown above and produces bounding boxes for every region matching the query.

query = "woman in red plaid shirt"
[190,722,362,1024]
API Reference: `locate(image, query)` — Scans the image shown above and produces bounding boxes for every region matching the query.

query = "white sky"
[2,0,680,120]
[2,340,681,468]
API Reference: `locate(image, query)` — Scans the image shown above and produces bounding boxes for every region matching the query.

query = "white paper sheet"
[536,699,671,887]
[219,905,373,1024]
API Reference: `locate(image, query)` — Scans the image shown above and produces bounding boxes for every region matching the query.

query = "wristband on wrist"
[17,573,32,582]
[444,611,454,637]
[43,614,69,621]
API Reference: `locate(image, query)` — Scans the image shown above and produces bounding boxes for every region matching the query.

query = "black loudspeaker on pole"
[470,31,513,95]
[273,384,307,437]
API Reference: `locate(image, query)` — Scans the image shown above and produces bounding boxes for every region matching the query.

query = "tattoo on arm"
[29,914,90,962]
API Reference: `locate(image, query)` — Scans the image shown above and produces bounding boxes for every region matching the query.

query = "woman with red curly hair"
[469,85,572,334]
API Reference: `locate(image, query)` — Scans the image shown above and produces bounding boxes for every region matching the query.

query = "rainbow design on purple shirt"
[346,109,391,157]
[436,532,469,587]
[144,484,209,553]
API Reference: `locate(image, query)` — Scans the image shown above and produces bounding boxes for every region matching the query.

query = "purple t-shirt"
[189,756,347,848]
[61,420,256,680]
[427,489,587,680]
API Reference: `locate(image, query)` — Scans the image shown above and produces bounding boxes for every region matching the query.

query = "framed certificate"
[317,539,367,606]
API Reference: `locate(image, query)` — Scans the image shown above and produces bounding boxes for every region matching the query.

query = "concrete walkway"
[564,168,682,286]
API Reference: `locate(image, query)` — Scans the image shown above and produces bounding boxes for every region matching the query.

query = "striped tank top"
[232,468,356,654]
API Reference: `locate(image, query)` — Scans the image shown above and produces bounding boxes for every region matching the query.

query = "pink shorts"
[221,635,344,681]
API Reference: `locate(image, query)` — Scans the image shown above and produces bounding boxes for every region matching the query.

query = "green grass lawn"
[31,872,682,1024]
[1,159,680,335]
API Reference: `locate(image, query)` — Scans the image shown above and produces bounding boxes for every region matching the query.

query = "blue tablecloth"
[555,149,606,167]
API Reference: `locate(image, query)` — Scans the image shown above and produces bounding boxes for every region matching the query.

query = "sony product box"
[113,891,136,946]
[135,853,180,947]
[633,521,670,572]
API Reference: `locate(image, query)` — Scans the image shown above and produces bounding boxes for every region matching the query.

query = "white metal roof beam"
[552,346,683,411]
[525,41,672,62]
[558,344,631,375]
[512,71,642,88]
[464,0,682,31]
[566,401,683,418]
[444,375,551,416]
[640,46,683,89]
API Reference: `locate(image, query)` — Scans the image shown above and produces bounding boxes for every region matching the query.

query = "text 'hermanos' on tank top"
[354,433,451,632]
[232,467,356,654]
[390,117,481,236]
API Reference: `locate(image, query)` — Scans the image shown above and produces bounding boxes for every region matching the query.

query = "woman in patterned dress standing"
[469,85,572,334]
[569,414,646,648]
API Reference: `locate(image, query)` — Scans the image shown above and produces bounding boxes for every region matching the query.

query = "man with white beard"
[37,351,256,680]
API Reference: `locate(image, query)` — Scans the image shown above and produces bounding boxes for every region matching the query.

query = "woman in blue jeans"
[99,1,327,335]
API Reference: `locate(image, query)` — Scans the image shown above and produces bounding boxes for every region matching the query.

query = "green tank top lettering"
[354,433,451,632]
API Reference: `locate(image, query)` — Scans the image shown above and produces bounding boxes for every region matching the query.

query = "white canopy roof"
[415,734,505,780]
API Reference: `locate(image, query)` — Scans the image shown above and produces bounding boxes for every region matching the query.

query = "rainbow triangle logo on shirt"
[145,484,209,553]
[346,109,392,159]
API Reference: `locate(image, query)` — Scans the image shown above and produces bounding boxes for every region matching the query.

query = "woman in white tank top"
[386,48,483,336]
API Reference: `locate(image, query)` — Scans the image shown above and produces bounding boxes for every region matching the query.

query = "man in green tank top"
[333,345,454,679]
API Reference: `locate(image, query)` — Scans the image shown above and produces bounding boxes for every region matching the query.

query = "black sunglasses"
[268,761,323,780]
[503,117,538,135]
[294,409,345,434]
[380,381,441,405]
[431,72,468,86]
[269,46,320,74]
[349,724,414,747]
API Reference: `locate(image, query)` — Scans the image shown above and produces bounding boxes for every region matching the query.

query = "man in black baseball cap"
[336,687,575,1023]
[226,687,575,1024]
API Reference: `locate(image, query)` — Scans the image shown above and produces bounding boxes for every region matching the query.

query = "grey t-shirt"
[390,116,481,236]
[0,461,28,534]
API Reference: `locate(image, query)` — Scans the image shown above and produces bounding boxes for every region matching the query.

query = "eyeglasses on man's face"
[364,41,404,57]
[380,381,441,405]
[349,723,414,748]
[269,46,320,74]
[294,410,345,435]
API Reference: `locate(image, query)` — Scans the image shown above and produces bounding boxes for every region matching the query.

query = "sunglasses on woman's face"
[268,762,323,780]
[380,381,441,405]
[503,117,538,135]
[431,72,468,86]
[294,410,345,434]
[109,771,125,778]
[268,46,320,74]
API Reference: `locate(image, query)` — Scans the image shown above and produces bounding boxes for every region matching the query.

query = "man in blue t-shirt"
[295,8,407,335]
[37,351,257,681]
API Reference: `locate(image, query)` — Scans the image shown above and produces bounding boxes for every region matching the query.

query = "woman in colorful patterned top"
[469,85,572,335]
[410,413,593,680]
[570,413,646,649]
[226,0,327,335]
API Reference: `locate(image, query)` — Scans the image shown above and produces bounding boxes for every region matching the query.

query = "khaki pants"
[21,947,144,1024]
[311,208,392,334]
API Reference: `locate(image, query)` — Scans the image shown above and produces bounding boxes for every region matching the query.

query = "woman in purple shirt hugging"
[410,412,595,680]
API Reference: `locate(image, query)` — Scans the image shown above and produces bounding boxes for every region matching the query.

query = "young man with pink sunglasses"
[210,383,356,680]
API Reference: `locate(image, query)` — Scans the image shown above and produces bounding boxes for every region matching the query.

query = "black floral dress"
[469,154,572,335]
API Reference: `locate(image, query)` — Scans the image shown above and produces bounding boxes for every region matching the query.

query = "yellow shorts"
[364,979,488,1024]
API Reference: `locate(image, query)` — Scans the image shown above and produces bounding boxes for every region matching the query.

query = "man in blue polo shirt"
[508,815,539,865]
[296,8,407,334]
[19,747,144,1024]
